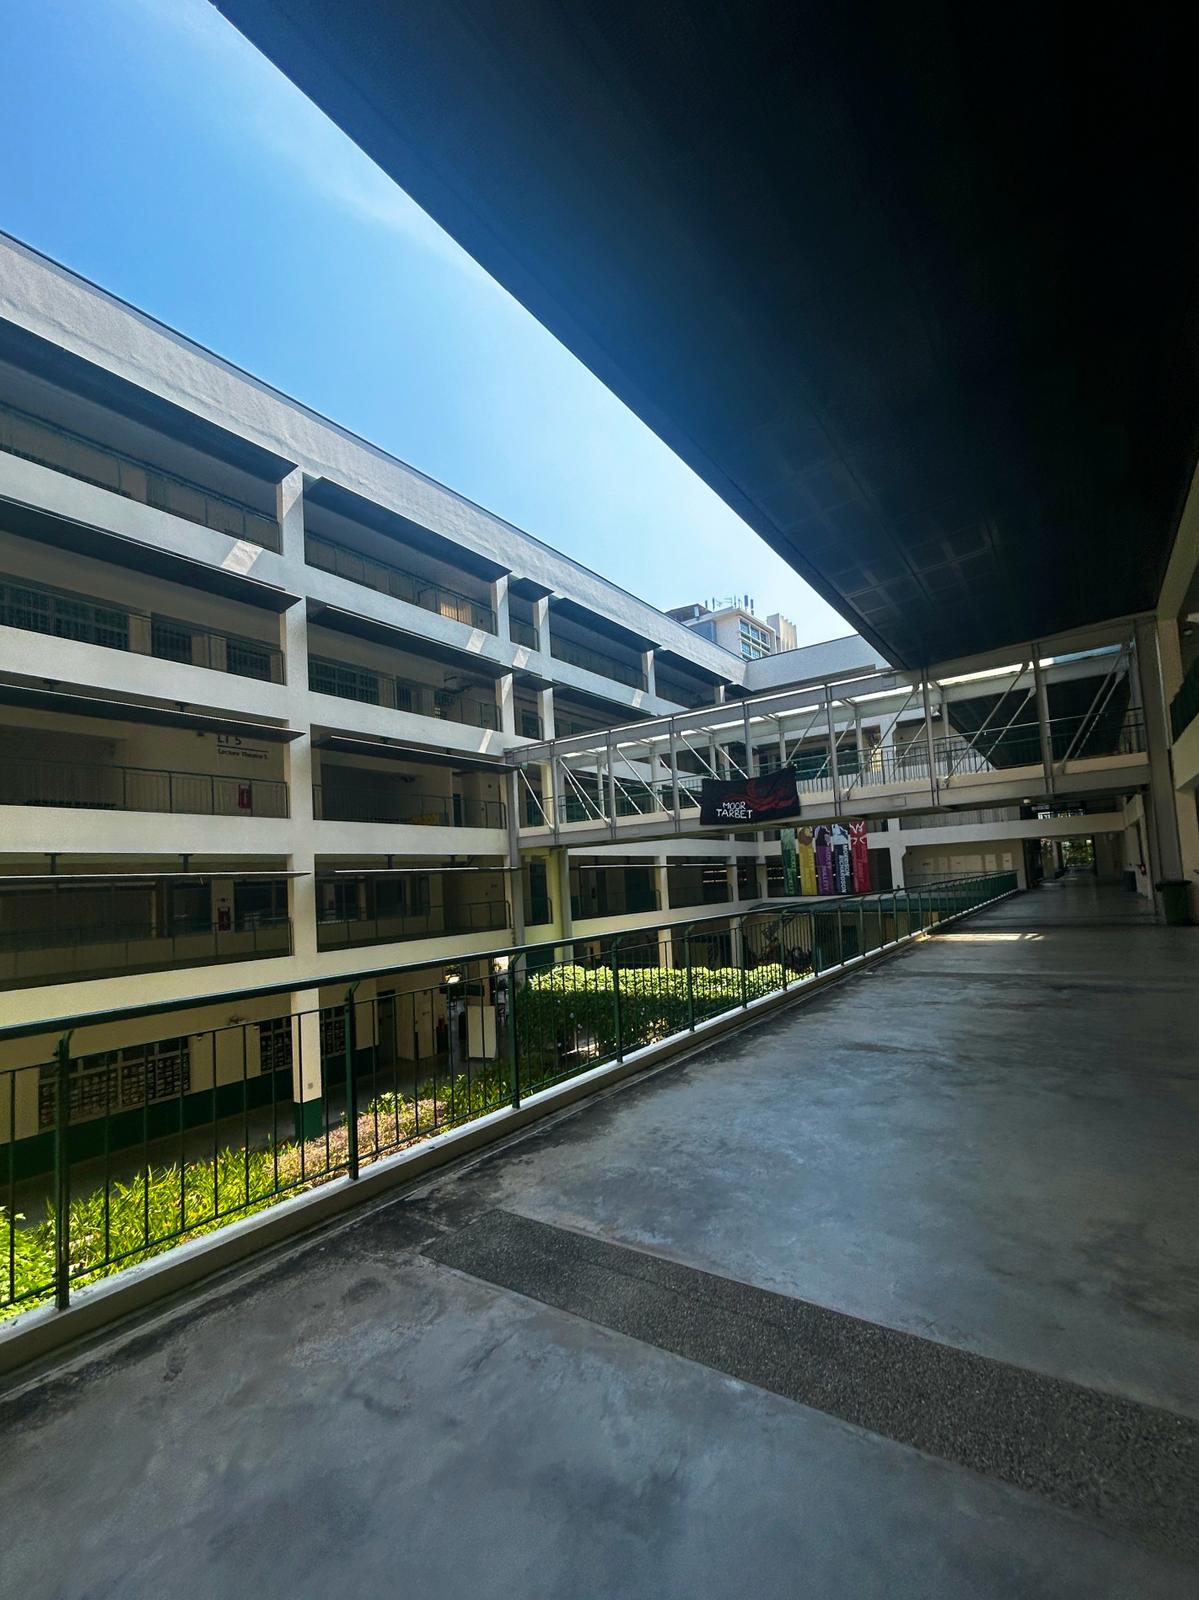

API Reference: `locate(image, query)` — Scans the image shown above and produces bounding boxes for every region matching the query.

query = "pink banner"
[849,821,871,892]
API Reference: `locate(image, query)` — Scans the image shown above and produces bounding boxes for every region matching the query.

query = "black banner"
[699,769,800,826]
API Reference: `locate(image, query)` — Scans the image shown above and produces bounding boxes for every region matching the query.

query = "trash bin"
[1155,880,1192,926]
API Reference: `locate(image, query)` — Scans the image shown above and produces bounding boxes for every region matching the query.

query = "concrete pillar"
[1134,617,1186,904]
[654,854,673,967]
[556,846,574,940]
[290,988,323,1141]
[1154,616,1199,916]
[538,684,556,740]
[654,854,671,915]
[495,672,516,736]
[1032,648,1055,798]
[727,855,745,968]
[491,573,511,642]
[534,595,551,656]
[128,613,153,657]
[755,859,770,900]
[506,770,526,945]
[643,648,657,698]
[277,469,318,968]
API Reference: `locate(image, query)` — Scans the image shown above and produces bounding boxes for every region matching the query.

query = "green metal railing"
[1170,658,1199,743]
[0,872,1017,1321]
[0,397,280,550]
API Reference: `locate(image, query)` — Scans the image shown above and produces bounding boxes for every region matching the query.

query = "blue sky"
[0,0,848,643]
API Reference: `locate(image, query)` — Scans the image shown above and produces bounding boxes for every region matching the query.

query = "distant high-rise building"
[666,596,796,659]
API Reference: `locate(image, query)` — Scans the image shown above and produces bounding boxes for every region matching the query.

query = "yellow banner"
[798,826,819,896]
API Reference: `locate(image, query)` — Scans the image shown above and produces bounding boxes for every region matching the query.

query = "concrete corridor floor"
[2,878,1197,1598]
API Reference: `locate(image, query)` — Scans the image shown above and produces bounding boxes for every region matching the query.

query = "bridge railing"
[537,706,1146,831]
[0,872,1017,1323]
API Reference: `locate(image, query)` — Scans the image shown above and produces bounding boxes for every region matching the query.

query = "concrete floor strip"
[427,1208,1199,1559]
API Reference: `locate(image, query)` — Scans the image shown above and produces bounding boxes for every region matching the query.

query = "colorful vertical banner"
[849,821,872,892]
[780,827,798,896]
[814,825,835,894]
[798,826,819,896]
[831,823,852,893]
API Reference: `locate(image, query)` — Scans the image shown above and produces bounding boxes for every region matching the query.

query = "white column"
[491,573,511,642]
[538,684,556,740]
[505,770,525,945]
[1134,617,1185,899]
[556,846,573,940]
[1155,615,1199,914]
[290,988,323,1140]
[643,647,657,698]
[534,595,551,655]
[495,672,516,736]
[277,469,318,968]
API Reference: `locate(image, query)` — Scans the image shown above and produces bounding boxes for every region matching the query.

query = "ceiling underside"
[217,1,1199,667]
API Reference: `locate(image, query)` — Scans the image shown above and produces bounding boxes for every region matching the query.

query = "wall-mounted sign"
[699,770,799,826]
[215,734,269,764]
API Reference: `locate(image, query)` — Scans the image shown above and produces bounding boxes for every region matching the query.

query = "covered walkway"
[3,879,1196,1597]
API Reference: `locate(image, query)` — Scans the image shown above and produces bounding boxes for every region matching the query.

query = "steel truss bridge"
[514,620,1152,850]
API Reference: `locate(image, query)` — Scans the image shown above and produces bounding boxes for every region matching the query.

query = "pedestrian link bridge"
[515,619,1153,849]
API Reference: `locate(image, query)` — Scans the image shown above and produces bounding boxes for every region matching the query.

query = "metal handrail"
[312,786,505,829]
[315,899,513,948]
[0,396,280,550]
[0,755,289,818]
[305,532,496,632]
[0,917,293,991]
[549,637,647,690]
[0,873,1016,1045]
[0,871,1018,1322]
[0,574,284,683]
[307,655,500,729]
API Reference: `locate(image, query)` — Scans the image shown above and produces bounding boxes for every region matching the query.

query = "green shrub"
[1,959,789,1322]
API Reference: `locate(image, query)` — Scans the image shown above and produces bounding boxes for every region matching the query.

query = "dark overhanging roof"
[216,2,1199,667]
[508,575,553,602]
[548,596,655,652]
[653,647,731,687]
[0,318,293,480]
[313,732,516,774]
[308,600,507,675]
[306,477,508,581]
[0,681,300,740]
